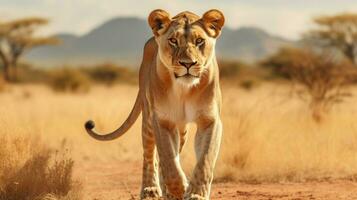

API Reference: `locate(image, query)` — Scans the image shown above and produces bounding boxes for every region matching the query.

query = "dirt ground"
[76,160,357,200]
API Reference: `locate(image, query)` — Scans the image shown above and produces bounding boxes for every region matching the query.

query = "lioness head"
[148,9,225,86]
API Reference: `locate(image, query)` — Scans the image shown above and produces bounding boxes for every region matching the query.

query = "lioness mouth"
[174,73,199,79]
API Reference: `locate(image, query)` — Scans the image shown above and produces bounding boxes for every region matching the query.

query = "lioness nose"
[179,61,197,69]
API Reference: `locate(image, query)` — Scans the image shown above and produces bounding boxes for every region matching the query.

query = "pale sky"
[1,0,357,39]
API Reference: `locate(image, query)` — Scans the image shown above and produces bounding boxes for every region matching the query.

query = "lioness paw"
[141,186,161,199]
[184,194,206,200]
[165,193,183,200]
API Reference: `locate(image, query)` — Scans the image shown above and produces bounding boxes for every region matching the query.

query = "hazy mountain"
[26,17,294,67]
[217,27,293,61]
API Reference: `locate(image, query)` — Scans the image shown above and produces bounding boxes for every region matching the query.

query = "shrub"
[219,60,246,78]
[49,68,90,93]
[0,136,81,200]
[14,63,50,83]
[1,62,137,87]
[83,63,136,86]
[239,79,256,90]
[261,47,303,79]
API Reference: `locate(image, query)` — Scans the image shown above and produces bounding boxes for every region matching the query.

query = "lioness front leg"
[185,117,222,200]
[153,116,188,200]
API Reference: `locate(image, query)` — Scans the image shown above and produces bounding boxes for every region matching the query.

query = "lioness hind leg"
[141,117,161,199]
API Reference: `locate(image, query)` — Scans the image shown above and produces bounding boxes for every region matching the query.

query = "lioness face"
[148,10,225,86]
[157,21,214,86]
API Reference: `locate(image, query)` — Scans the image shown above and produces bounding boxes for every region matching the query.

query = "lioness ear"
[148,9,171,37]
[202,9,225,38]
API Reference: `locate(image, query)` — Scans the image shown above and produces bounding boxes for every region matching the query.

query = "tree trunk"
[353,45,357,65]
[3,62,11,81]
[345,45,356,64]
[0,51,11,81]
[11,58,19,82]
[310,99,326,123]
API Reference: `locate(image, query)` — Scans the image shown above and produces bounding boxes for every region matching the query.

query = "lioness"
[85,9,224,200]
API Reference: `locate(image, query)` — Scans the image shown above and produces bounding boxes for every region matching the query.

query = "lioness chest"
[154,87,200,124]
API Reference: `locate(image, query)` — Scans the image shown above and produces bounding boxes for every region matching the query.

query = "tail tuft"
[85,120,95,130]
[84,91,141,141]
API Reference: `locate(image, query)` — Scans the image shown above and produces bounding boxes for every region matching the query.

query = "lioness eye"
[168,38,178,45]
[196,38,204,46]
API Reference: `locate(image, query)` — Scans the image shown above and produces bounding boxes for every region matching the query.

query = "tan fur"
[85,9,225,200]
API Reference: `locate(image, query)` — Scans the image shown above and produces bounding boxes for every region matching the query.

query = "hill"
[26,17,294,67]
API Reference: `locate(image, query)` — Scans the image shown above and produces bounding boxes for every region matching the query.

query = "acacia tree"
[305,13,357,64]
[262,47,357,122]
[0,17,58,81]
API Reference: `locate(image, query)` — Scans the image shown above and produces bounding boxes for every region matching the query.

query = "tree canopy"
[0,17,58,81]
[305,13,357,64]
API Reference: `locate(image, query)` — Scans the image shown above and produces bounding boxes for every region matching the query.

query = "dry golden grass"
[0,135,81,200]
[216,83,357,182]
[1,82,357,187]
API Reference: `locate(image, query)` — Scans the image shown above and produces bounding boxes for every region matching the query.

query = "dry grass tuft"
[0,136,81,200]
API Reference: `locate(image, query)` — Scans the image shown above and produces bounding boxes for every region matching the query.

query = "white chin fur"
[176,76,200,87]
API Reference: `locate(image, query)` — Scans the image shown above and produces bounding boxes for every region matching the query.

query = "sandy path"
[75,160,357,200]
